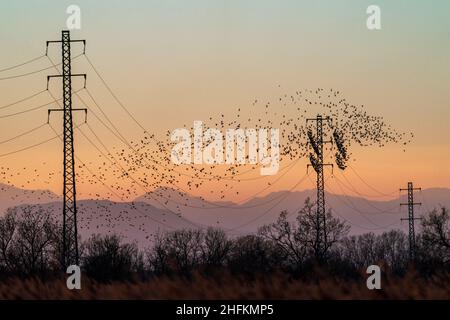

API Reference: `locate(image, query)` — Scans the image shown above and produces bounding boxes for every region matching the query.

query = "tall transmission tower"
[46,30,87,268]
[306,115,334,260]
[400,182,422,261]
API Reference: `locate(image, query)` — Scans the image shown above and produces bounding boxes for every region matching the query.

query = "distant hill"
[136,187,450,236]
[11,200,198,249]
[136,186,236,210]
[2,183,450,247]
[0,183,60,215]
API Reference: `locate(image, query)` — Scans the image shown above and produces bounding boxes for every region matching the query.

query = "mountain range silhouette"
[2,183,449,247]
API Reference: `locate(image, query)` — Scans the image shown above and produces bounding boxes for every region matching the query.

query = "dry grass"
[0,271,448,300]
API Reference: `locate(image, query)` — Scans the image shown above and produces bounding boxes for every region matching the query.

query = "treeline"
[0,198,448,282]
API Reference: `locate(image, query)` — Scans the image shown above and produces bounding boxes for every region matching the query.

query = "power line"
[0,54,46,73]
[226,160,300,206]
[0,97,56,119]
[0,124,67,158]
[83,87,130,148]
[337,168,399,200]
[228,197,317,237]
[84,54,148,133]
[328,204,401,231]
[0,89,47,111]
[324,179,400,229]
[348,165,399,197]
[0,123,47,145]
[226,173,310,231]
[0,54,83,81]
[331,174,400,214]
[0,89,82,119]
[0,130,58,157]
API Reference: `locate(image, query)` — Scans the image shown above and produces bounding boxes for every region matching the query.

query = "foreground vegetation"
[0,198,448,299]
[0,270,449,299]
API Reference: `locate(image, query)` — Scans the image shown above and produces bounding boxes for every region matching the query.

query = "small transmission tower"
[46,30,87,268]
[400,182,422,261]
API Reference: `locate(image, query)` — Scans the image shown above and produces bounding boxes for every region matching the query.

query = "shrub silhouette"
[82,234,143,282]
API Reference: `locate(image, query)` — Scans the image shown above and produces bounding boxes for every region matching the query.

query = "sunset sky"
[0,0,449,202]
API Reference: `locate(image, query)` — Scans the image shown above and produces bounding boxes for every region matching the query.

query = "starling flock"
[0,88,413,232]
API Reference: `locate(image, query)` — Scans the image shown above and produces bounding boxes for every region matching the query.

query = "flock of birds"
[96,88,411,205]
[0,88,412,234]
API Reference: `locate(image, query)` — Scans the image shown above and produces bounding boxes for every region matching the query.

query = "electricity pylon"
[306,115,333,260]
[46,30,87,268]
[400,182,422,261]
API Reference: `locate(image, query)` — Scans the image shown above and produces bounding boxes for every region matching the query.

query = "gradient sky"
[0,0,449,202]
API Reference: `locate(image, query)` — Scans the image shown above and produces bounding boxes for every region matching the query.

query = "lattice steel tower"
[400,182,422,261]
[306,115,333,260]
[47,30,86,268]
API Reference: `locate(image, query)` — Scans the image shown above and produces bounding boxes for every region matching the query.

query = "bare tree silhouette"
[0,205,59,276]
[421,207,450,264]
[259,198,349,266]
